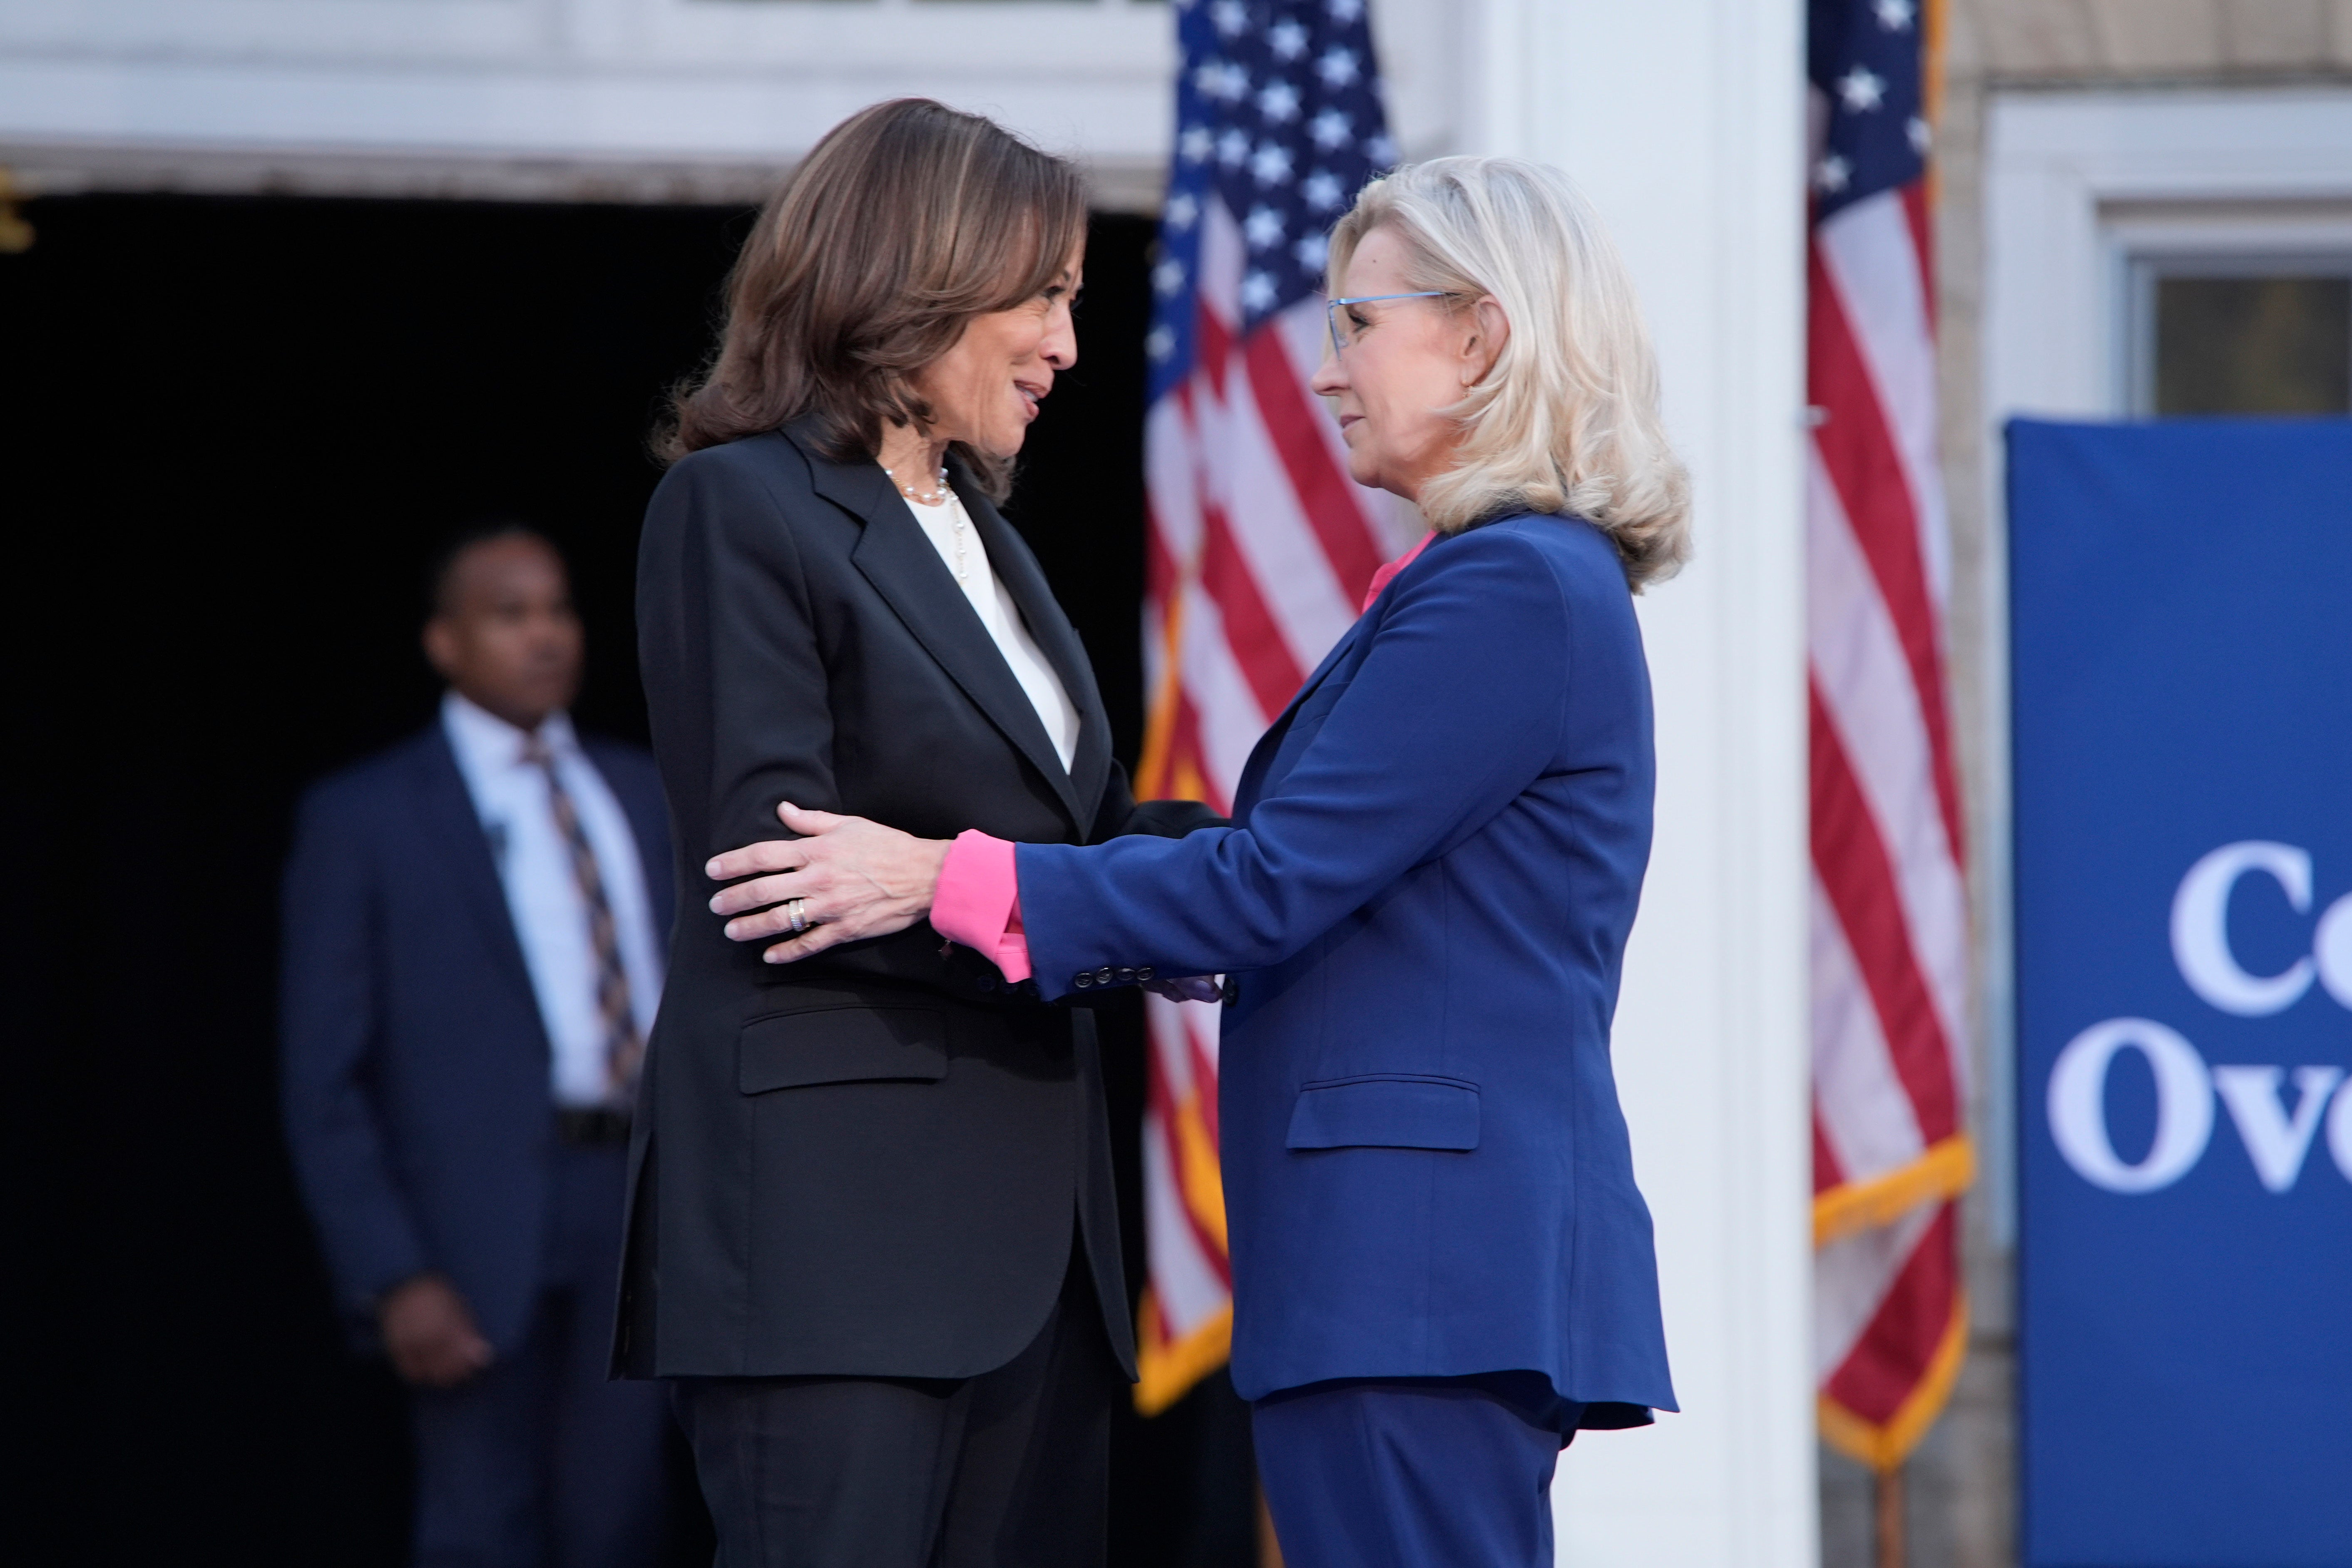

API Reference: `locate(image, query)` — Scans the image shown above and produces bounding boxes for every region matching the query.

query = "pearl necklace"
[884,462,951,506]
[885,462,970,585]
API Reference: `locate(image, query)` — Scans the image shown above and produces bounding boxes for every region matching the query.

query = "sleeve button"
[1095,967,1114,985]
[1137,967,1155,982]
[1073,972,1095,989]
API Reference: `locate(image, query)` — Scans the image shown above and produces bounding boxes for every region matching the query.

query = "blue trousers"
[1252,1375,1582,1568]
[408,1143,671,1568]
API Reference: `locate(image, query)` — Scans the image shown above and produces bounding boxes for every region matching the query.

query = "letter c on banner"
[2048,1018,2215,1192]
[2315,892,2352,1011]
[2171,842,2315,1016]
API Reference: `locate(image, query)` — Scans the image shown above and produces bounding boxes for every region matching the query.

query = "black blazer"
[281,725,673,1353]
[621,418,1210,1382]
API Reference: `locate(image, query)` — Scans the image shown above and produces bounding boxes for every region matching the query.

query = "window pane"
[2153,275,2350,415]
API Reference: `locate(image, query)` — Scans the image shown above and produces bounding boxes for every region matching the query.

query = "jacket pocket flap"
[1285,1074,1480,1151]
[738,1006,948,1093]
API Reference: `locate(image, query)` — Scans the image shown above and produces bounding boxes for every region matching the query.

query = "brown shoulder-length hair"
[660,99,1087,500]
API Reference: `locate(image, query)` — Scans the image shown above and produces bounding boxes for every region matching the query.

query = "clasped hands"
[706,802,1222,1002]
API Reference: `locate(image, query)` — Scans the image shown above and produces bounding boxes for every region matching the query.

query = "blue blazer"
[278,723,673,1352]
[1018,515,1676,1419]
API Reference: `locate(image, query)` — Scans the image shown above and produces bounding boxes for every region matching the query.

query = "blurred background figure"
[279,524,674,1568]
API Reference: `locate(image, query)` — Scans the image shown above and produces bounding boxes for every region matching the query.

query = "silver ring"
[785,897,808,935]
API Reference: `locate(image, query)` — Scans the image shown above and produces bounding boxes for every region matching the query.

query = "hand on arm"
[707,802,951,962]
[709,803,1223,999]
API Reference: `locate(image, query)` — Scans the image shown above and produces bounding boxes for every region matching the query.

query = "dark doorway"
[2,192,1250,1566]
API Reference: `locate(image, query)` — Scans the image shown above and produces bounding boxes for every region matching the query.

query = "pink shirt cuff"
[930,830,1031,983]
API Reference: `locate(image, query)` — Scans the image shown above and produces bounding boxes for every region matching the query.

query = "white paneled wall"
[0,0,1177,202]
[1447,1,1816,1563]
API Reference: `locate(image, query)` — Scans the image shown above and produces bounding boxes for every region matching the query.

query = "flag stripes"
[1136,0,1398,1412]
[1808,0,1973,1472]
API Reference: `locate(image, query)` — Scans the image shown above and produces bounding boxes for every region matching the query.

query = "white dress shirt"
[903,489,1081,773]
[441,692,666,1108]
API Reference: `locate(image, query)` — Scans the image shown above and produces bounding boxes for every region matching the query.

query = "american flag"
[1129,0,1399,1414]
[1806,0,1975,1471]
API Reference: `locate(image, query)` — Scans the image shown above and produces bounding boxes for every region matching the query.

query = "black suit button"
[1095,967,1114,985]
[1073,972,1095,989]
[1137,967,1155,982]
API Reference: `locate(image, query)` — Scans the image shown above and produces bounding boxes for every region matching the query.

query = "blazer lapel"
[1233,610,1375,818]
[796,423,1087,831]
[956,475,1113,830]
[408,728,536,999]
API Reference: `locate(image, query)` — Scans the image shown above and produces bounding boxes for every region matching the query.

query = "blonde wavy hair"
[1328,157,1691,588]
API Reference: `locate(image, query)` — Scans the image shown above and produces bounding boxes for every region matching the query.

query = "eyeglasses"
[1325,291,1449,355]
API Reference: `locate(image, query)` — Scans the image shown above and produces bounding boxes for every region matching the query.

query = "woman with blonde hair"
[710,156,1689,1566]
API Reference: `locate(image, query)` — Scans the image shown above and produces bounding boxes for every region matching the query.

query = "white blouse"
[902,487,1081,774]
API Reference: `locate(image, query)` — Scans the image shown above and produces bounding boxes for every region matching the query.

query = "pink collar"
[1361,531,1435,613]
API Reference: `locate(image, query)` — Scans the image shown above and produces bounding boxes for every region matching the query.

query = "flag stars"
[1250,141,1295,185]
[1147,323,1176,362]
[1813,153,1852,194]
[1269,20,1308,60]
[1293,232,1330,271]
[1368,133,1397,166]
[1241,271,1278,314]
[1303,169,1344,210]
[1258,81,1301,123]
[1907,114,1932,155]
[1310,108,1351,150]
[1328,0,1364,20]
[1196,59,1247,101]
[1837,65,1886,113]
[1164,191,1200,231]
[1218,127,1252,166]
[1874,0,1915,30]
[1179,125,1213,164]
[1210,0,1248,37]
[1244,205,1287,249]
[1317,46,1360,88]
[1154,257,1188,296]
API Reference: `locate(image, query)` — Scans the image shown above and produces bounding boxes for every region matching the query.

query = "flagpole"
[1875,1461,1907,1568]
[1875,11,1944,1568]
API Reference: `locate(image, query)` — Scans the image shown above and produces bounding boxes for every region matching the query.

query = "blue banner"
[2010,418,2352,1568]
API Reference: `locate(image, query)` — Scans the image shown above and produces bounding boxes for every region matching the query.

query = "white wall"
[1984,86,2352,427]
[1443,1,1818,1563]
[0,0,1177,205]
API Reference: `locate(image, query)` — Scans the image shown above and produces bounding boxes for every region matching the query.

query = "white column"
[1438,2,1817,1563]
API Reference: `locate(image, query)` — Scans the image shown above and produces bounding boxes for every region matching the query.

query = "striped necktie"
[522,735,643,1106]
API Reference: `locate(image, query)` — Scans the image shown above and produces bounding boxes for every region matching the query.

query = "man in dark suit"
[282,525,674,1568]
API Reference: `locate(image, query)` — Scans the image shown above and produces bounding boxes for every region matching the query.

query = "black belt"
[555,1106,632,1148]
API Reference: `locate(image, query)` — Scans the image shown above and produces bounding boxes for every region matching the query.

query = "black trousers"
[670,1245,1116,1568]
[409,1143,672,1568]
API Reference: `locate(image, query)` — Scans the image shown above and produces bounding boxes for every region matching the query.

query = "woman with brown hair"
[621,99,1211,1566]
